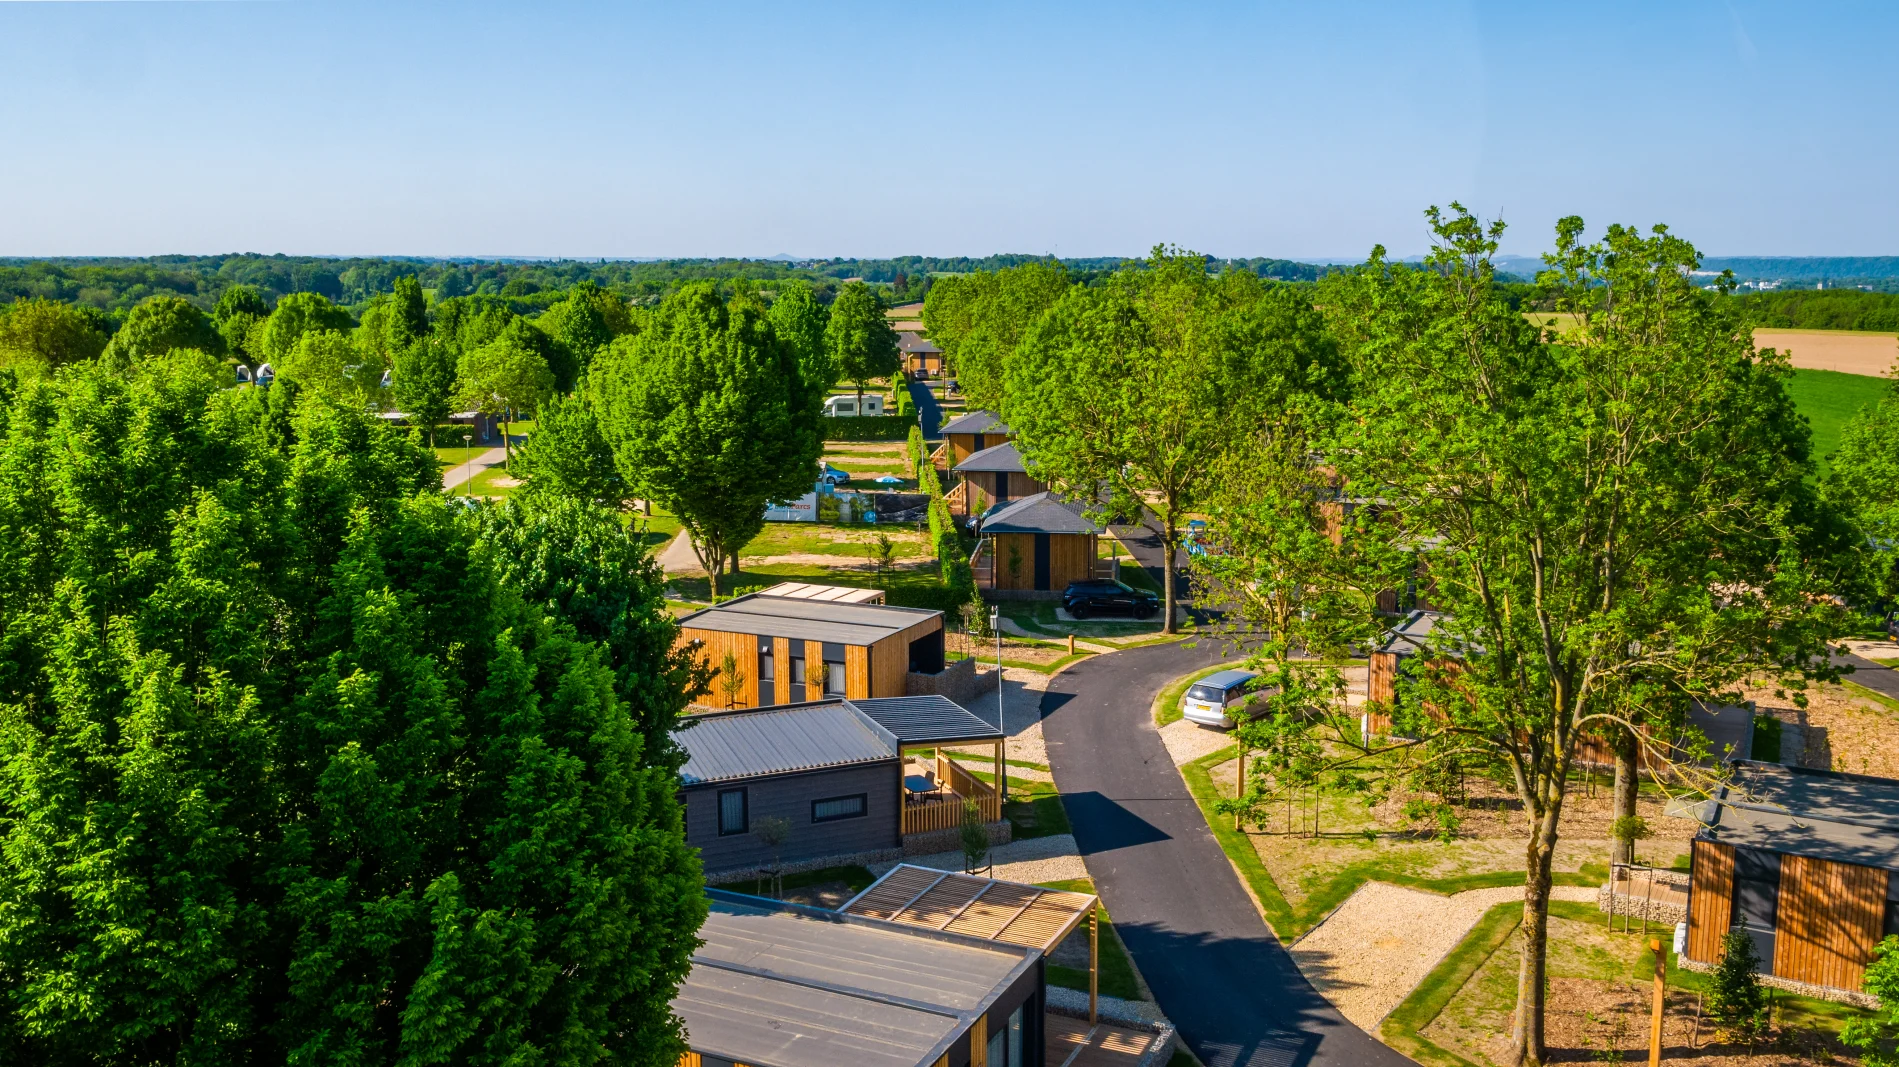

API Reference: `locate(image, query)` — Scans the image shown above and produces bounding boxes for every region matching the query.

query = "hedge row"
[822,414,917,441]
[920,459,975,605]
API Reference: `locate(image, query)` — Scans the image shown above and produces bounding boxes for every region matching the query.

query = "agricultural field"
[1787,367,1890,467]
[1756,327,1897,377]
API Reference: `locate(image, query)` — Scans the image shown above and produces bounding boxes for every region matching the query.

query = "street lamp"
[990,604,1006,805]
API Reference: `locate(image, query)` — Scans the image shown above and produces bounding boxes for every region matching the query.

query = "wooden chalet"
[677,592,945,707]
[899,331,945,378]
[1683,760,1899,1002]
[971,493,1108,597]
[937,410,1012,470]
[949,441,1047,518]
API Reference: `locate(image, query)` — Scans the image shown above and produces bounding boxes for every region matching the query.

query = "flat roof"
[980,492,1102,535]
[954,440,1027,474]
[1701,760,1899,869]
[940,410,1009,436]
[757,581,886,604]
[678,703,898,785]
[851,695,1003,745]
[841,865,1098,952]
[678,593,941,646]
[676,892,1036,1067]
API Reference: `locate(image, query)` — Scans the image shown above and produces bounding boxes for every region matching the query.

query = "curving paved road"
[1042,640,1415,1067]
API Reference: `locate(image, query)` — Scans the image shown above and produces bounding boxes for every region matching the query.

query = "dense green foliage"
[0,355,703,1065]
[923,261,1071,409]
[1734,287,1899,331]
[593,283,823,595]
[766,281,831,390]
[1846,935,1899,1064]
[824,282,899,403]
[1828,376,1899,601]
[0,297,109,377]
[101,295,224,369]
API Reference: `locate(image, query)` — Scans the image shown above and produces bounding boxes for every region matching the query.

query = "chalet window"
[757,638,775,707]
[791,650,807,688]
[811,793,867,823]
[822,642,847,695]
[994,470,1011,501]
[717,788,748,836]
[986,1003,1023,1067]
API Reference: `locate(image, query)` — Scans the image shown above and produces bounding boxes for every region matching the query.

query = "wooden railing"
[970,538,993,588]
[900,753,1001,835]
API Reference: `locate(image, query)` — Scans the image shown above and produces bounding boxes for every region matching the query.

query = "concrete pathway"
[1042,640,1414,1067]
[441,446,509,491]
[657,531,702,575]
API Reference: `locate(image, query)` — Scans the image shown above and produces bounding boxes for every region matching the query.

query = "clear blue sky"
[1,1,1893,260]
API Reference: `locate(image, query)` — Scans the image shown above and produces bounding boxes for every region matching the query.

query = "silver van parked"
[1181,669,1261,728]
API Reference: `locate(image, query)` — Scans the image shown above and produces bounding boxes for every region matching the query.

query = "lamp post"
[990,604,1005,805]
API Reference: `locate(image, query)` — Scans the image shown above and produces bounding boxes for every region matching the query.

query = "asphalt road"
[1835,650,1899,704]
[1042,640,1415,1067]
[906,380,944,439]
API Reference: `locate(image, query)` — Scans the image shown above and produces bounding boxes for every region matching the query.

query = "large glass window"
[1006,1005,1022,1066]
[812,794,867,823]
[822,642,847,696]
[757,639,775,707]
[717,788,747,836]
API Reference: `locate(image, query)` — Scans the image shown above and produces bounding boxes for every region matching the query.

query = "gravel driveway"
[1291,881,1600,1031]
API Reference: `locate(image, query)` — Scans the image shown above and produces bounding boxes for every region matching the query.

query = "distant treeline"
[0,252,1341,320]
[1731,288,1899,332]
[1704,257,1899,287]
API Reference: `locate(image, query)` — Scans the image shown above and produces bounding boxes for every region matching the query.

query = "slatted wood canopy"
[841,864,1104,1022]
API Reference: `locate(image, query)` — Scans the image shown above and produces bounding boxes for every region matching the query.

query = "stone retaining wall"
[1596,884,1688,925]
[1676,955,1880,1010]
[907,656,981,704]
[703,847,903,886]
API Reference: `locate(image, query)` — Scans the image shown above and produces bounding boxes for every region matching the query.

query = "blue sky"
[1,1,1893,259]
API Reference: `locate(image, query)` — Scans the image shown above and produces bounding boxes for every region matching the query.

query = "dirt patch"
[1747,677,1899,778]
[1755,328,1897,377]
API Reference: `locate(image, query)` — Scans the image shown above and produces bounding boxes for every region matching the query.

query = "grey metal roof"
[954,440,1028,474]
[847,695,1003,744]
[1378,610,1447,656]
[979,492,1102,535]
[677,703,898,785]
[1700,760,1899,869]
[676,893,1036,1067]
[940,410,1009,436]
[677,593,941,646]
[897,331,942,354]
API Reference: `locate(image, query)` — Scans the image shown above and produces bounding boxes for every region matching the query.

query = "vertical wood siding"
[846,644,871,699]
[1686,839,1735,964]
[773,637,793,705]
[679,627,758,710]
[803,640,824,702]
[870,630,908,697]
[1774,854,1886,991]
[969,1014,988,1067]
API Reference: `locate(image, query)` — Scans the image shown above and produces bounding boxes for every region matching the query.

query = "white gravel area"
[1291,881,1600,1031]
[872,834,1089,885]
[1159,719,1234,766]
[970,664,1052,767]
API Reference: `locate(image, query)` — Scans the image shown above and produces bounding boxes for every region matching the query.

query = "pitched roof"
[850,695,1002,744]
[953,440,1027,474]
[979,492,1102,535]
[1698,759,1899,869]
[897,331,942,354]
[939,410,1009,436]
[677,593,940,646]
[677,892,1036,1067]
[677,703,898,785]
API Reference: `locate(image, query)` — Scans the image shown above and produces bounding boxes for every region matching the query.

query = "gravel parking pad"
[1291,881,1599,1031]
[1159,719,1233,766]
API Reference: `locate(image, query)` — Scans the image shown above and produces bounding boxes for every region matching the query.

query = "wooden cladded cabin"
[898,331,944,378]
[677,592,945,708]
[972,493,1106,597]
[1682,760,1899,1001]
[950,441,1047,518]
[939,410,1012,469]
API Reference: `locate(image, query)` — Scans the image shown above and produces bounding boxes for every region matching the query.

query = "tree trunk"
[501,411,512,471]
[1612,726,1638,867]
[1513,803,1563,1066]
[1159,519,1179,635]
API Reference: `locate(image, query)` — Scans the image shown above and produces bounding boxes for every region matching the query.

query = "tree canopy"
[258,292,355,368]
[0,296,109,377]
[100,294,224,369]
[823,281,899,404]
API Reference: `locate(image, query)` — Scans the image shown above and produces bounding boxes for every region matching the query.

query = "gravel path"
[871,833,1090,884]
[1290,881,1600,1031]
[1159,720,1234,767]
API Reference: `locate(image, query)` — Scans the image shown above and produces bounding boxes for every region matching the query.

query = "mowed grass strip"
[1379,899,1517,1067]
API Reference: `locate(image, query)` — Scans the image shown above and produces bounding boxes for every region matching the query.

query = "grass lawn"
[1180,744,1614,942]
[464,465,521,498]
[1400,899,1872,1066]
[433,446,490,469]
[1035,878,1143,1002]
[1787,366,1890,469]
[957,766,1071,840]
[739,523,931,560]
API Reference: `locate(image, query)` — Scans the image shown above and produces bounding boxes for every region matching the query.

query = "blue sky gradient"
[1,1,1893,259]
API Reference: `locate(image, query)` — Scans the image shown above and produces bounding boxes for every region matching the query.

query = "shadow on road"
[1057,791,1174,850]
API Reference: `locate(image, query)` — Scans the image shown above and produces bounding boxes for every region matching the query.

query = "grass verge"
[1037,877,1143,1002]
[1153,659,1252,726]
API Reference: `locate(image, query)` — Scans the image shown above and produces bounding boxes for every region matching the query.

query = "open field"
[1757,327,1898,377]
[1788,367,1890,466]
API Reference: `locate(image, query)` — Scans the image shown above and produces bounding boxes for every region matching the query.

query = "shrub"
[960,799,991,873]
[1710,929,1770,1043]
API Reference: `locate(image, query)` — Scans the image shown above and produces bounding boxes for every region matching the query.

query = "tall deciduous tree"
[768,281,832,391]
[0,357,704,1065]
[258,291,355,367]
[393,335,460,447]
[516,388,625,509]
[458,320,556,468]
[100,295,225,370]
[824,281,898,409]
[1007,247,1331,633]
[924,261,1069,409]
[538,281,629,381]
[593,283,821,595]
[1323,207,1844,1065]
[386,275,430,353]
[212,285,272,360]
[0,297,108,377]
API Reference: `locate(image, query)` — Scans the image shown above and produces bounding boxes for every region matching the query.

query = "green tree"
[593,283,822,595]
[824,281,899,409]
[768,280,832,390]
[1318,207,1844,1064]
[1828,381,1899,602]
[100,294,225,370]
[0,297,109,377]
[515,388,626,509]
[0,359,704,1065]
[537,281,628,381]
[1846,935,1899,1064]
[212,284,272,359]
[281,327,375,401]
[1008,247,1332,633]
[458,320,556,468]
[392,335,460,447]
[386,275,430,353]
[1709,930,1770,1043]
[258,291,355,367]
[926,261,1069,409]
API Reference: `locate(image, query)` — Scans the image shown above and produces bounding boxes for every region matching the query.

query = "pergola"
[840,864,1104,1023]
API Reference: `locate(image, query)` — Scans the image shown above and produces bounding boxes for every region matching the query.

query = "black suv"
[1062,579,1159,620]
